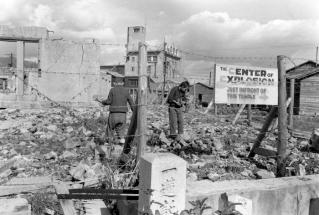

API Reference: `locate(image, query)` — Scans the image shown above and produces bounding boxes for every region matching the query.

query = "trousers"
[168,107,184,136]
[106,112,126,142]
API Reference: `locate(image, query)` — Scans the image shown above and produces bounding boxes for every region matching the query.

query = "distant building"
[125,26,182,86]
[189,82,214,107]
[286,60,319,115]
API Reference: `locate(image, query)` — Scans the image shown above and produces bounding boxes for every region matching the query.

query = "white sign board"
[215,64,278,105]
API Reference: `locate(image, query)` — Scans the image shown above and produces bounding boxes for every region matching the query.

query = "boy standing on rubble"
[166,81,190,140]
[95,78,135,145]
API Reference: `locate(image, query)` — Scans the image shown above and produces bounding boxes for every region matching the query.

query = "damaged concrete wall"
[0,25,111,108]
[31,39,102,105]
[0,25,48,40]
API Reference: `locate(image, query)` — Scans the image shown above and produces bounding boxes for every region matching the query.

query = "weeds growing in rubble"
[27,192,63,215]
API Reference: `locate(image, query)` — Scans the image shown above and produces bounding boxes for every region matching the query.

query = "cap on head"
[180,81,190,88]
[114,77,124,85]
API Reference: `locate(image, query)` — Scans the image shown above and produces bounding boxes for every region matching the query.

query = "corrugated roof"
[286,60,317,73]
[192,82,214,89]
[286,67,319,79]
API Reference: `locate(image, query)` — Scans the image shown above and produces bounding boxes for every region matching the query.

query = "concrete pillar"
[16,41,25,97]
[139,153,187,215]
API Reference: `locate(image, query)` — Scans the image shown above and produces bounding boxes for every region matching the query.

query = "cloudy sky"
[0,0,319,80]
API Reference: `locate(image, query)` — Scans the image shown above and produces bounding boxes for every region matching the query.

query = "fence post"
[247,104,252,126]
[289,78,295,129]
[137,42,148,161]
[248,106,277,158]
[277,55,288,177]
[213,64,218,115]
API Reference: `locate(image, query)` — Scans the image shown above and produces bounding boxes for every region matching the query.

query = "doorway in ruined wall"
[0,41,39,95]
[0,41,16,93]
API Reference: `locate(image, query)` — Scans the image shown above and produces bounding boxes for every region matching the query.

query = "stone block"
[139,153,187,215]
[0,198,31,215]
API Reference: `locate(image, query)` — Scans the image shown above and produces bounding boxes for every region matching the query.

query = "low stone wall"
[186,175,319,215]
[139,153,319,215]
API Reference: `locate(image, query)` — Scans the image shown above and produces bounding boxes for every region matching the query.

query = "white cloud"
[0,0,318,74]
[176,11,319,60]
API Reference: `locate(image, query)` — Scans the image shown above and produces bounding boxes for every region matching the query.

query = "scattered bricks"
[69,163,90,180]
[0,157,17,174]
[188,172,198,181]
[256,169,275,179]
[47,124,58,132]
[159,132,171,146]
[207,172,220,182]
[44,151,58,160]
[299,140,309,148]
[64,137,81,149]
[213,137,223,151]
[241,169,253,177]
[60,150,77,159]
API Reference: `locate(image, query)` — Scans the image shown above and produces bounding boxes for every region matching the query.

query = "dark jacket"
[166,86,186,108]
[101,86,134,113]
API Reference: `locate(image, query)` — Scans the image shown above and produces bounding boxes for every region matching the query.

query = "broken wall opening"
[0,41,17,93]
[0,41,39,96]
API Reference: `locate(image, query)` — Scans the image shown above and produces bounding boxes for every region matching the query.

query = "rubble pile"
[1,106,319,214]
[0,108,114,183]
[146,106,319,181]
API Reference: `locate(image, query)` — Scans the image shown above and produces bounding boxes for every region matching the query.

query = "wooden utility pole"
[193,80,196,107]
[213,64,217,115]
[316,46,318,66]
[247,104,252,126]
[161,41,167,103]
[137,42,147,161]
[288,79,295,129]
[277,55,288,177]
[232,104,246,125]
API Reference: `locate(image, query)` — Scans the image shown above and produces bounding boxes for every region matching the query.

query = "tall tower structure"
[126,26,146,53]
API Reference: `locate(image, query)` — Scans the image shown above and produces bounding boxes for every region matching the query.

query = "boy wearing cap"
[96,78,135,145]
[166,81,190,140]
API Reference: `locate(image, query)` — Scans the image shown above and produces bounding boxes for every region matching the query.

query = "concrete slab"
[186,174,319,215]
[139,153,187,215]
[0,25,48,41]
[0,198,31,215]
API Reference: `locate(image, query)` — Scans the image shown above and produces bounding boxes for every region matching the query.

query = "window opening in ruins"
[0,78,8,90]
[133,27,140,33]
[153,56,157,62]
[147,65,151,74]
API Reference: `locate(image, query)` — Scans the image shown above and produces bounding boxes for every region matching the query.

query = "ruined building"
[124,26,183,96]
[0,25,110,108]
